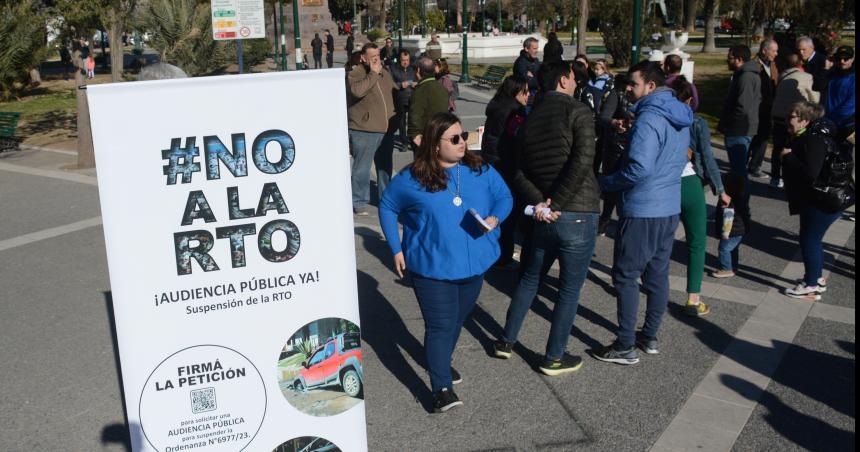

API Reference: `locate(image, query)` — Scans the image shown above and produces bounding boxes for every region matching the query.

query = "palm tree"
[137,0,226,76]
[0,0,48,101]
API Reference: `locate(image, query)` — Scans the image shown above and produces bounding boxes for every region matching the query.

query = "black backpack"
[812,131,855,213]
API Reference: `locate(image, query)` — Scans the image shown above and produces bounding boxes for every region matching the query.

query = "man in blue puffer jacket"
[593,61,693,364]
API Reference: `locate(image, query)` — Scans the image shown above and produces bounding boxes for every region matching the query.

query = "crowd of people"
[344,34,855,413]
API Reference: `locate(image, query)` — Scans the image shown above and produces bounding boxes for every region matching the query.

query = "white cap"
[648,49,665,62]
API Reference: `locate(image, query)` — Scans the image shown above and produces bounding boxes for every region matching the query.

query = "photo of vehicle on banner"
[278,318,364,417]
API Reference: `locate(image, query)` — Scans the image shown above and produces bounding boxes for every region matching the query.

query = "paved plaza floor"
[0,81,854,451]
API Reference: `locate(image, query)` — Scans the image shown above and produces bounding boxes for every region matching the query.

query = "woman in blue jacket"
[379,112,512,413]
[670,77,731,317]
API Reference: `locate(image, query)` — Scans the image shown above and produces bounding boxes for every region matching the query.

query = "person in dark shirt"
[324,30,335,68]
[311,33,323,69]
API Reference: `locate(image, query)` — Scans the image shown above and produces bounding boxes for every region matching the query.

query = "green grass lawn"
[0,88,77,141]
[0,89,75,121]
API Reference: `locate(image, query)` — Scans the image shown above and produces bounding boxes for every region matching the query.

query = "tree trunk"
[684,0,697,32]
[377,0,387,30]
[457,0,463,29]
[702,0,718,53]
[576,0,588,56]
[73,51,95,169]
[108,8,125,82]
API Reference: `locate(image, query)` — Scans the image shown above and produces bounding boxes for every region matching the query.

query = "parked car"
[294,332,363,398]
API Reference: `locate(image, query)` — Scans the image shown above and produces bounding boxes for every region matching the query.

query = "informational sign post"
[212,0,266,40]
[87,70,366,452]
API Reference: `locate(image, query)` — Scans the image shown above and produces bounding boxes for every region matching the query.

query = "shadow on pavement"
[356,270,433,412]
[102,291,132,450]
[722,375,855,450]
[667,303,855,450]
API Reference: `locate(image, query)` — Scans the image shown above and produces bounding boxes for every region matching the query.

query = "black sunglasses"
[441,132,469,145]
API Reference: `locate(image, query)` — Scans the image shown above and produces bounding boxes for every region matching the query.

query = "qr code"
[190,387,217,413]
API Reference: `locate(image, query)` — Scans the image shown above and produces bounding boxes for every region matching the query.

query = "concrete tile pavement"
[0,82,854,451]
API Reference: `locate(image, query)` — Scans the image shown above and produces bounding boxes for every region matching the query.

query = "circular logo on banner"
[139,345,267,451]
[272,436,341,452]
[240,27,251,37]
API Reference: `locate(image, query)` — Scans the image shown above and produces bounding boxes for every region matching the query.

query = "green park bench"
[472,65,508,88]
[586,46,609,56]
[0,112,21,152]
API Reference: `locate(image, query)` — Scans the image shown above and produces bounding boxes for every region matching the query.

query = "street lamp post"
[461,0,470,83]
[632,0,642,64]
[570,0,576,45]
[292,0,302,69]
[496,0,501,33]
[279,1,287,70]
[398,0,404,50]
[420,0,427,37]
[480,0,486,37]
[447,0,451,37]
[352,0,356,26]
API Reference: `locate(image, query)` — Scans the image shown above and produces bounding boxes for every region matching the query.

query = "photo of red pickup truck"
[278,318,365,416]
[294,332,364,398]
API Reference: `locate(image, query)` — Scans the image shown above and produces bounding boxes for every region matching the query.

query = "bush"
[366,28,389,43]
[230,38,272,68]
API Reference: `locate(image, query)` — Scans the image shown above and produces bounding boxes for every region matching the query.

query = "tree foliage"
[594,0,649,67]
[0,0,49,101]
[329,0,366,22]
[137,0,227,76]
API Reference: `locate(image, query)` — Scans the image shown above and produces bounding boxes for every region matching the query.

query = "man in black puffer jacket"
[493,61,600,376]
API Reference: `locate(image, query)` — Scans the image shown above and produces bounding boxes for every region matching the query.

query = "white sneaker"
[785,282,823,301]
[795,277,827,292]
[770,178,784,188]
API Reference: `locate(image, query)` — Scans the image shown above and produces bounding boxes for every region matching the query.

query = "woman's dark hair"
[548,31,559,42]
[412,112,484,192]
[574,54,595,80]
[492,75,528,102]
[670,75,694,104]
[572,61,590,85]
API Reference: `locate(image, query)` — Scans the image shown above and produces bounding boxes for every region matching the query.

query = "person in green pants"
[671,77,732,316]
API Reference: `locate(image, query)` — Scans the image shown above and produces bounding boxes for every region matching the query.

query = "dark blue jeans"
[799,206,841,286]
[612,215,680,348]
[725,135,753,200]
[502,212,598,360]
[411,273,484,392]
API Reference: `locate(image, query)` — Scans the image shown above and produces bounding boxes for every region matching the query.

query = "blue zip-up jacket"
[379,164,512,280]
[825,70,855,131]
[600,87,693,218]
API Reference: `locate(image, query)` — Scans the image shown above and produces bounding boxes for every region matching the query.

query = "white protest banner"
[87,70,366,452]
[212,0,266,40]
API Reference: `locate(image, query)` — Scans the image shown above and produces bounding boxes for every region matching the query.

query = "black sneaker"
[433,388,463,413]
[635,332,659,355]
[493,340,513,359]
[538,354,584,376]
[591,341,639,365]
[451,367,462,385]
